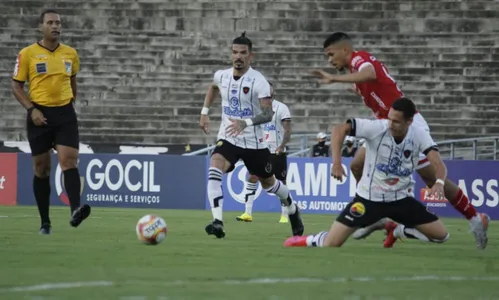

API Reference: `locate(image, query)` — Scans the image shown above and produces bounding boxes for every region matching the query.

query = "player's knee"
[248,174,259,183]
[259,176,275,190]
[59,157,78,171]
[210,154,230,171]
[430,232,450,243]
[33,161,50,178]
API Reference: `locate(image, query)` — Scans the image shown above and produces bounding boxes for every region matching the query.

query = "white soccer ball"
[135,214,167,245]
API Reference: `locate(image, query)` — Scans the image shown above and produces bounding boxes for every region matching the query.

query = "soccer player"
[11,9,91,234]
[199,32,304,238]
[285,98,450,248]
[236,82,291,224]
[309,32,489,249]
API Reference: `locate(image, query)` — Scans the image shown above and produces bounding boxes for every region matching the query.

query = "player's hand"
[199,115,209,134]
[430,181,445,201]
[309,69,335,84]
[226,118,247,136]
[331,163,346,181]
[276,146,285,155]
[30,108,47,126]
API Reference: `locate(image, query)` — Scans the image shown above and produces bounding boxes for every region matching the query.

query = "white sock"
[306,231,328,247]
[265,180,296,214]
[394,225,429,242]
[281,205,288,217]
[244,182,258,215]
[207,167,223,221]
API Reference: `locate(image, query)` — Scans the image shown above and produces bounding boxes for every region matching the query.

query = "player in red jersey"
[310,32,490,249]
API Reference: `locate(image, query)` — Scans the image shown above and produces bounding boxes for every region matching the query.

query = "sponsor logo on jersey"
[376,157,411,177]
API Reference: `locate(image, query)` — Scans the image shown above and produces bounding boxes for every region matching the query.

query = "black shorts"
[27,102,79,156]
[212,139,273,179]
[270,153,287,181]
[336,194,439,228]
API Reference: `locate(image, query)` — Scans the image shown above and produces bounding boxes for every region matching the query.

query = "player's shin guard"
[33,175,51,227]
[266,180,303,236]
[394,224,449,243]
[265,180,296,214]
[208,167,224,222]
[63,168,81,213]
[244,182,258,215]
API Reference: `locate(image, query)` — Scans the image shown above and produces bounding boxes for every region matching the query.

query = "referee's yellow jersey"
[12,42,80,107]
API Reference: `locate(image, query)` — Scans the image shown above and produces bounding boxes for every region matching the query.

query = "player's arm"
[420,131,447,187]
[330,118,386,180]
[199,71,221,134]
[71,51,80,102]
[278,119,291,149]
[277,104,292,152]
[11,49,33,110]
[247,96,274,126]
[201,84,219,114]
[424,146,447,201]
[329,64,376,83]
[426,149,447,184]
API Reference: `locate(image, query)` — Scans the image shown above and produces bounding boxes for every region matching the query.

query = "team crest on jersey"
[243,87,250,94]
[403,150,412,158]
[349,202,365,218]
[36,62,47,74]
[65,61,72,74]
[229,97,239,108]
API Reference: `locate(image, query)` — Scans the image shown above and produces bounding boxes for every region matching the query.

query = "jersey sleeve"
[280,103,291,121]
[212,70,222,87]
[72,50,80,77]
[416,128,438,155]
[12,48,29,82]
[350,52,374,72]
[254,77,271,99]
[346,118,387,140]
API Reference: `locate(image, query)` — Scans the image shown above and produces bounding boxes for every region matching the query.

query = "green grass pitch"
[0,206,497,300]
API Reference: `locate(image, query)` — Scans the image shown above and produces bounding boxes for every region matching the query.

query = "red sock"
[450,188,477,220]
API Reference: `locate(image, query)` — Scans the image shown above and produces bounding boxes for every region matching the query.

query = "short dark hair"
[392,97,417,120]
[323,32,351,49]
[39,9,59,24]
[232,31,252,51]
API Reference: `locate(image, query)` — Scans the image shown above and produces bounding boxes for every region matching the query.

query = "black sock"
[33,175,51,226]
[63,168,81,213]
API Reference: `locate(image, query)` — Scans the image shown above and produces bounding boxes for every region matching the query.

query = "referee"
[11,9,91,234]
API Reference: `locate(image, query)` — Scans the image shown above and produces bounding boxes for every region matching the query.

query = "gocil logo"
[54,162,85,205]
[226,161,263,204]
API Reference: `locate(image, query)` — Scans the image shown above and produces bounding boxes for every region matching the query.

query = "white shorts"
[361,113,431,170]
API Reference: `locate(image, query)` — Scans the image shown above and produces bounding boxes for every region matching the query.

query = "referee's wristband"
[244,119,253,126]
[27,106,35,116]
[435,178,445,186]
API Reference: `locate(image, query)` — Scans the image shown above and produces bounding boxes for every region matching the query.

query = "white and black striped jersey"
[348,118,438,202]
[214,67,271,149]
[264,99,291,153]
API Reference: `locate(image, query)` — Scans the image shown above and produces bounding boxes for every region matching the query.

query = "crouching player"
[284,98,449,248]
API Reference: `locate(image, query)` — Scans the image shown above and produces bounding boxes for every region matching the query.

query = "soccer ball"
[135,214,167,245]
